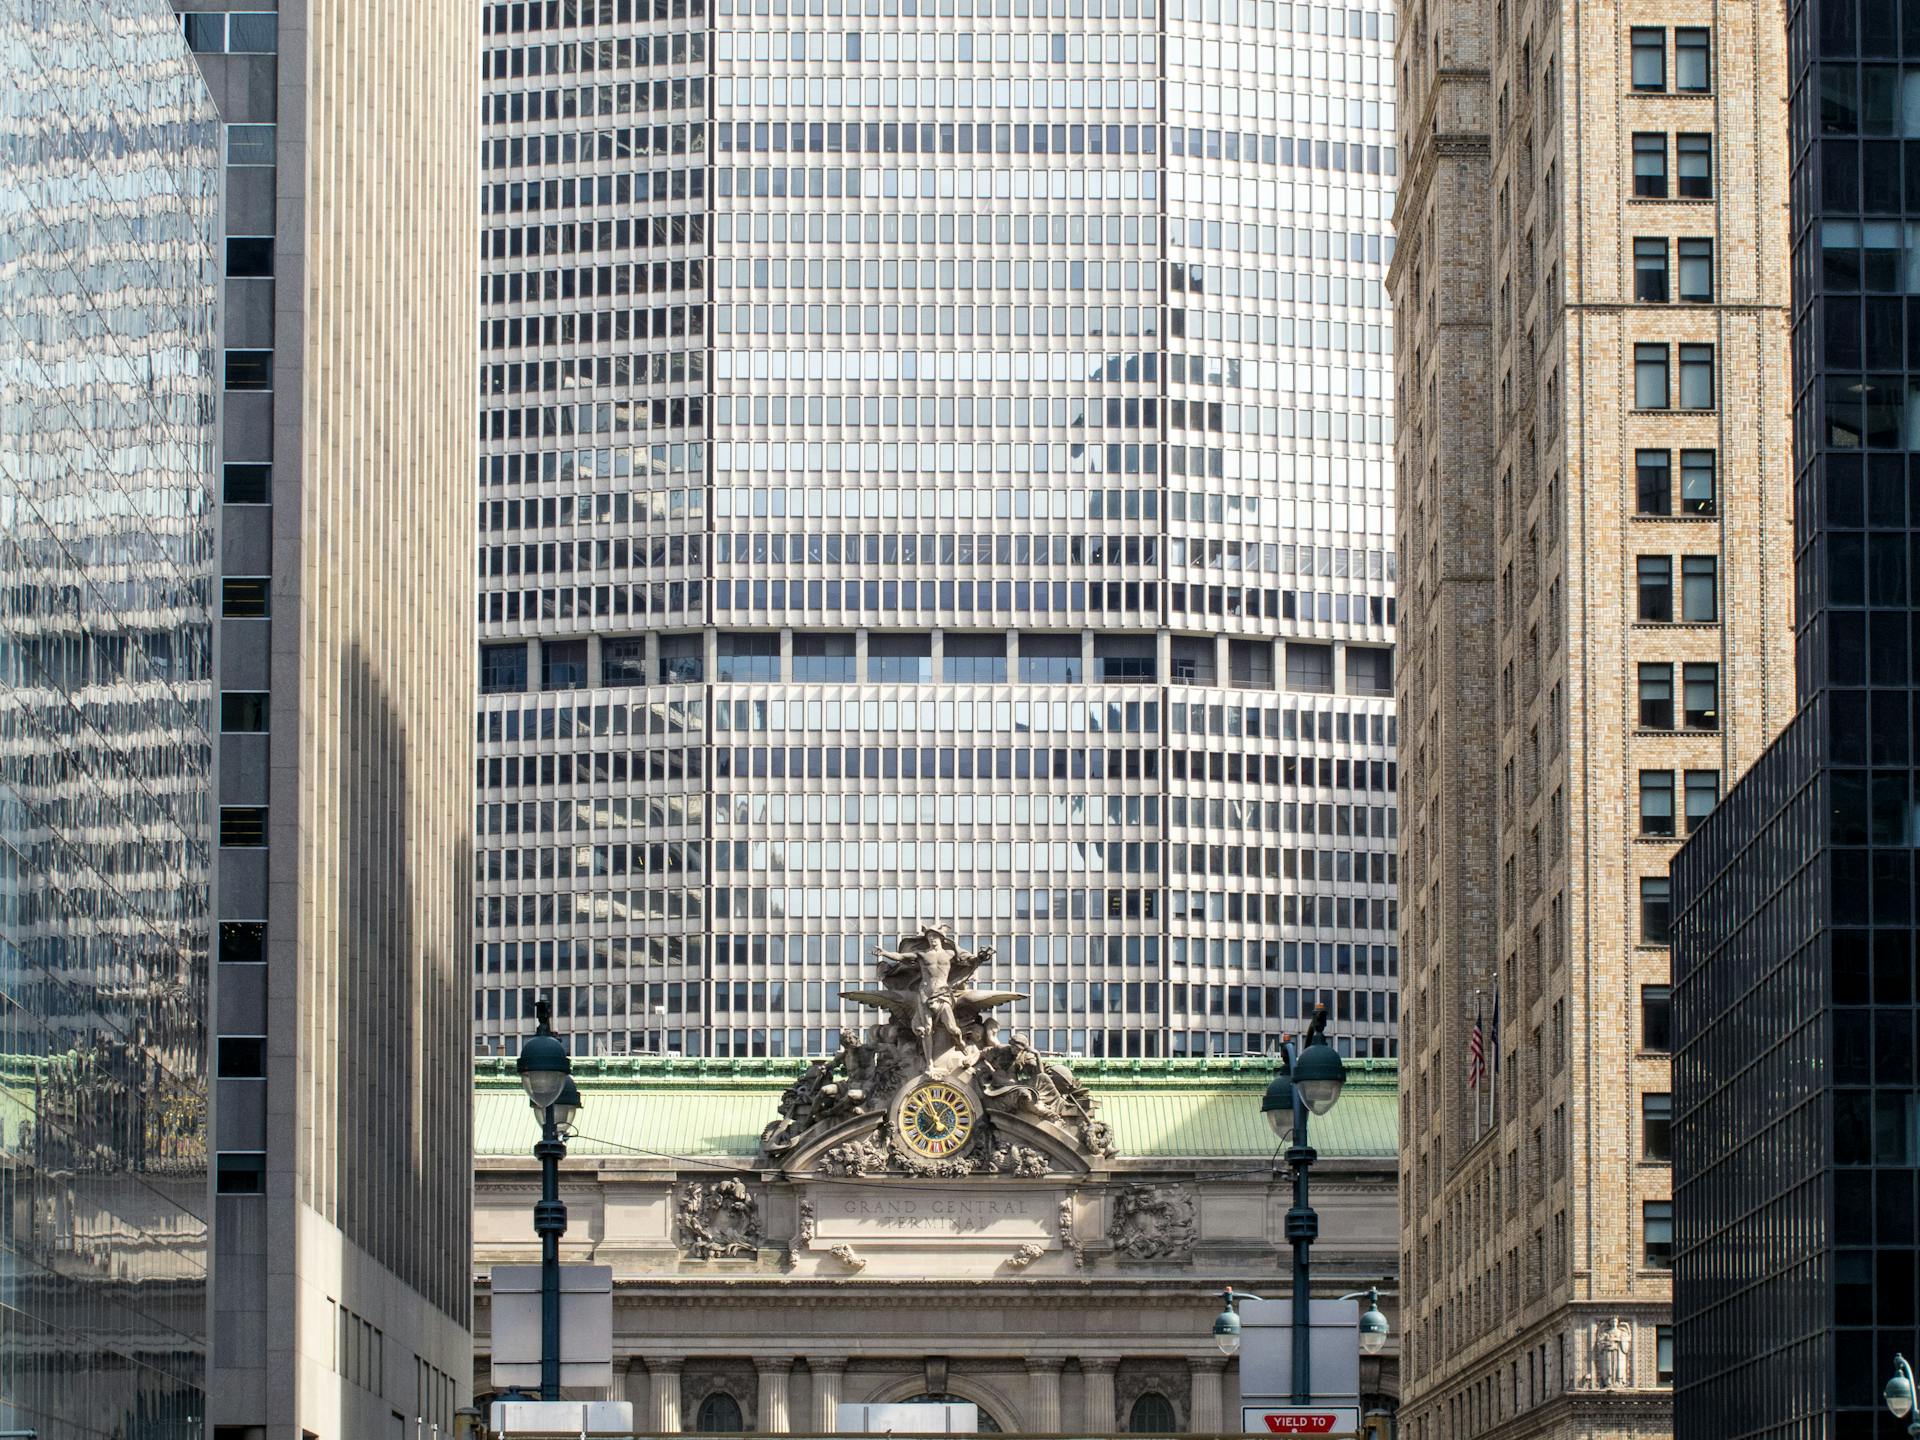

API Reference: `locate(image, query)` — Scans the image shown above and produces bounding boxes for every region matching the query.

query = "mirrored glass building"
[1669,2,1920,1436]
[474,0,1402,1064]
[0,2,221,1434]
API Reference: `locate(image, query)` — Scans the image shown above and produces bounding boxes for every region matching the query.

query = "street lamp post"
[1887,1354,1920,1437]
[515,999,581,1402]
[1259,1004,1348,1404]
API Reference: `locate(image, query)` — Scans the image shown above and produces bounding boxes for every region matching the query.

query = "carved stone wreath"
[676,1177,764,1259]
[1105,1182,1197,1262]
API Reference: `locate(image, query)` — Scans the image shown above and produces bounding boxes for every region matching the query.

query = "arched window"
[899,1393,1002,1433]
[1129,1392,1178,1435]
[695,1392,745,1432]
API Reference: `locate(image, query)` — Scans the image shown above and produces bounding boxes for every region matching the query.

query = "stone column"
[647,1357,683,1434]
[622,1357,647,1409]
[1189,1357,1227,1433]
[810,1358,847,1432]
[1029,1359,1065,1433]
[1082,1359,1118,1434]
[757,1357,794,1434]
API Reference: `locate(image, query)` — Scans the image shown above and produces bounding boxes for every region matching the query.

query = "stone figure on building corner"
[1593,1317,1631,1389]
[759,922,1116,1175]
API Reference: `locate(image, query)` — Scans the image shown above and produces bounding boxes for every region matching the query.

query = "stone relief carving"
[1006,1242,1045,1270]
[1058,1194,1086,1268]
[676,1177,763,1259]
[760,924,1116,1174]
[828,1244,867,1271]
[1106,1183,1197,1262]
[788,1198,816,1267]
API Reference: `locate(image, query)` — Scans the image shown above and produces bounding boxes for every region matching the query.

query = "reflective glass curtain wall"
[0,2,220,1436]
[1671,1,1920,1436]
[475,0,1400,1063]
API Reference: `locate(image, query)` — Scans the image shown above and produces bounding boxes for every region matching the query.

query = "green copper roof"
[474,1055,1397,1162]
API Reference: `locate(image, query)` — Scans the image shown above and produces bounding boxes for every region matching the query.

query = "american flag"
[1467,1011,1485,1090]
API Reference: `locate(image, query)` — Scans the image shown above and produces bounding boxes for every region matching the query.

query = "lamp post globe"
[1887,1356,1916,1420]
[1291,1039,1347,1117]
[552,1076,583,1135]
[1261,1069,1297,1141]
[1212,1297,1244,1358]
[1357,1291,1389,1356]
[517,1004,571,1111]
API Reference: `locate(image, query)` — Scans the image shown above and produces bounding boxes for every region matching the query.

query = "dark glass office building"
[0,1,221,1435]
[1669,1,1920,1436]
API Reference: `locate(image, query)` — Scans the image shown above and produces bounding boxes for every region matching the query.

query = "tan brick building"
[1388,2,1793,1436]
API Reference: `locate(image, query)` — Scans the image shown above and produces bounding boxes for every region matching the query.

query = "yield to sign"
[1242,1406,1361,1435]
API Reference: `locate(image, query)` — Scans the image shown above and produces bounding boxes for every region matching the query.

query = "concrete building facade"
[1390,0,1794,1435]
[173,1,481,1433]
[472,0,1404,1067]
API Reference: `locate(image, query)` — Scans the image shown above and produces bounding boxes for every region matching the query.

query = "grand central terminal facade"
[472,929,1401,1434]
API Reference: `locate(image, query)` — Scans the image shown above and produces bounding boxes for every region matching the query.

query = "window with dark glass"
[226,12,277,51]
[1635,450,1672,514]
[694,1393,744,1432]
[1638,663,1674,728]
[1676,238,1713,300]
[1681,556,1717,621]
[227,123,277,166]
[1018,633,1081,682]
[716,632,780,682]
[219,921,267,964]
[944,633,1008,682]
[182,11,224,49]
[1639,770,1675,836]
[1637,557,1674,621]
[224,349,272,390]
[1676,133,1712,197]
[1643,1200,1674,1266]
[216,1152,267,1195]
[1643,1093,1673,1160]
[1656,1326,1675,1384]
[1099,634,1161,682]
[791,632,856,681]
[868,632,932,682]
[1630,28,1665,90]
[1634,238,1669,302]
[1129,1392,1178,1434]
[221,577,270,617]
[1673,29,1710,91]
[227,236,273,277]
[1345,645,1392,696]
[217,1037,267,1078]
[1635,344,1670,408]
[220,691,269,732]
[1682,662,1719,727]
[1286,642,1335,694]
[220,806,268,847]
[1642,984,1672,1049]
[659,634,704,683]
[480,642,528,694]
[224,462,270,504]
[1684,770,1720,829]
[1679,450,1717,514]
[600,637,647,686]
[1633,133,1668,197]
[542,638,590,689]
[1640,876,1672,944]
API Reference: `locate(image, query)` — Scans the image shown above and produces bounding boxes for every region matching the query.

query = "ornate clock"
[892,1078,980,1162]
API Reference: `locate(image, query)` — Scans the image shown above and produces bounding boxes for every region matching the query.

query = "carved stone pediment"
[760,924,1115,1176]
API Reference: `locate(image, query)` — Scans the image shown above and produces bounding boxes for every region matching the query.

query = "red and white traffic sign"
[1242,1406,1362,1435]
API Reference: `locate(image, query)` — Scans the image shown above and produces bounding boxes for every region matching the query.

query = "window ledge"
[1633,620,1720,630]
[1631,512,1719,522]
[1632,728,1722,739]
[1628,407,1718,417]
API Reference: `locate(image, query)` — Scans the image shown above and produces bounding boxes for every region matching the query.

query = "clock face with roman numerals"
[894,1079,979,1160]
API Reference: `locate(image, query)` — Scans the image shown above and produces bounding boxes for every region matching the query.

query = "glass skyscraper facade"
[1670,1,1920,1436]
[475,0,1399,1061]
[0,2,220,1434]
